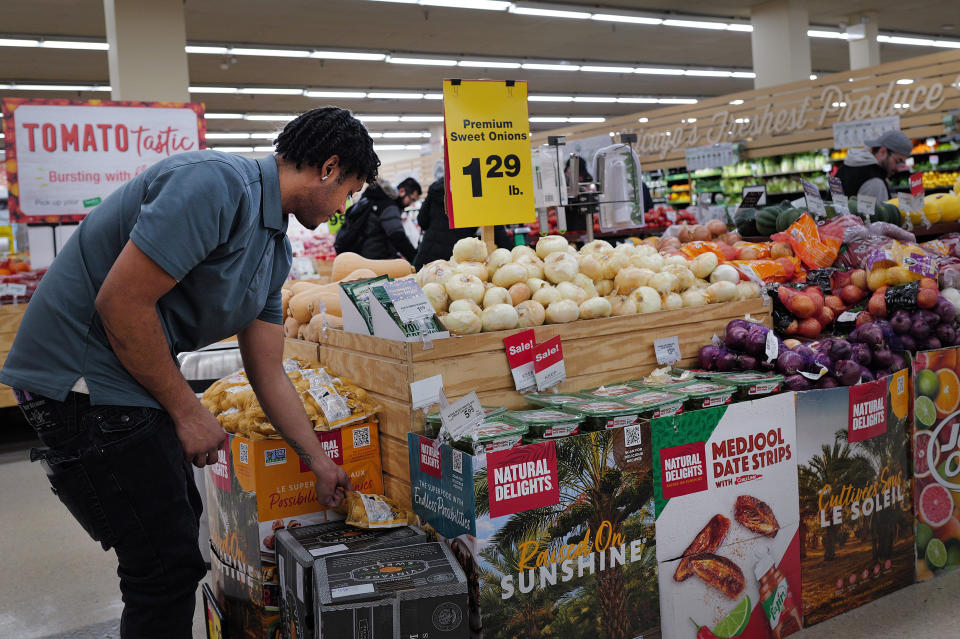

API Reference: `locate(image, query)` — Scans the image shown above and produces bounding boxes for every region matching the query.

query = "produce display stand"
[299,298,771,509]
[0,304,27,407]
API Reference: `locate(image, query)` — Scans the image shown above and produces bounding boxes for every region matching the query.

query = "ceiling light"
[731,71,756,79]
[638,117,649,123]
[458,59,522,68]
[421,0,509,8]
[230,47,310,57]
[190,86,239,93]
[238,87,304,95]
[685,70,732,77]
[810,74,818,80]
[658,98,698,104]
[423,93,443,99]
[245,114,297,121]
[568,117,605,122]
[634,67,685,75]
[878,35,935,46]
[250,133,277,139]
[726,23,753,32]
[367,92,425,99]
[687,118,697,123]
[254,146,275,152]
[663,19,728,30]
[3,83,109,91]
[388,55,457,66]
[207,133,252,139]
[381,131,431,138]
[304,90,367,98]
[573,96,617,103]
[590,13,662,25]
[617,97,658,103]
[311,50,387,60]
[42,40,109,50]
[186,45,229,54]
[729,99,744,105]
[933,40,960,48]
[522,62,580,71]
[808,30,847,39]
[0,37,40,47]
[529,117,570,123]
[509,4,591,19]
[580,65,635,73]
[400,115,444,122]
[374,144,423,151]
[205,113,244,119]
[896,78,915,85]
[528,95,574,102]
[357,115,402,122]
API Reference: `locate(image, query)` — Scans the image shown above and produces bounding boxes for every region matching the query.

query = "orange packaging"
[205,421,383,581]
[772,214,841,270]
[733,241,772,259]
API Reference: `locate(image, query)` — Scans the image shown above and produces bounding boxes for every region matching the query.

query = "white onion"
[544,252,579,284]
[634,244,657,257]
[486,248,512,276]
[631,286,662,314]
[736,281,762,300]
[456,261,489,282]
[710,264,740,284]
[579,296,612,319]
[535,235,570,260]
[422,282,449,313]
[664,264,696,291]
[557,281,588,304]
[705,280,738,303]
[663,292,683,310]
[614,243,638,258]
[442,310,482,335]
[600,252,629,280]
[691,278,709,290]
[633,253,664,273]
[648,271,680,295]
[481,304,519,332]
[516,300,546,327]
[595,279,614,296]
[526,278,550,293]
[681,289,709,308]
[483,286,512,308]
[580,239,614,257]
[508,283,532,306]
[532,285,562,307]
[491,263,527,288]
[516,255,545,280]
[545,299,579,324]
[511,245,537,261]
[445,274,485,305]
[417,260,455,287]
[608,294,638,316]
[614,267,649,296]
[573,274,598,298]
[690,253,719,279]
[663,255,689,268]
[579,254,603,281]
[448,299,482,315]
[452,237,488,263]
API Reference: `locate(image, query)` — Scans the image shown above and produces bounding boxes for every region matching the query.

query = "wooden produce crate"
[0,304,28,408]
[312,298,772,509]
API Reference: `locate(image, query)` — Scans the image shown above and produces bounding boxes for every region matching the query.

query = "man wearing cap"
[835,130,913,202]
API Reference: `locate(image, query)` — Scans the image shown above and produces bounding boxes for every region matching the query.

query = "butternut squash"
[281,288,293,319]
[290,281,321,295]
[283,317,300,338]
[337,268,378,283]
[288,289,342,323]
[331,252,413,281]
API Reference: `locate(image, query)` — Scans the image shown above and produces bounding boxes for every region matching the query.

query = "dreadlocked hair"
[274,107,380,183]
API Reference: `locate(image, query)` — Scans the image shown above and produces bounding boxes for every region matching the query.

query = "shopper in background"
[835,129,913,201]
[413,176,512,269]
[336,176,421,261]
[0,107,376,639]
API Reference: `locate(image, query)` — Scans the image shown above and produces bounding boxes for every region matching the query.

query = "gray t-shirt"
[0,151,291,408]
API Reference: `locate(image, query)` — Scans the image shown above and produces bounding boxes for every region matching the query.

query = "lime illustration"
[915,395,938,429]
[916,523,933,554]
[917,369,940,398]
[946,539,960,570]
[926,538,947,570]
[712,595,751,638]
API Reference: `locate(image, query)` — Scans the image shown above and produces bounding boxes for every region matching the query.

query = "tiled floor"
[2,437,959,638]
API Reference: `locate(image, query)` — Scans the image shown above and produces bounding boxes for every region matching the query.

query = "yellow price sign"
[442,80,536,228]
[326,209,345,235]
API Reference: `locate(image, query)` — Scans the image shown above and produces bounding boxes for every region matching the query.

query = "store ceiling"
[1,0,957,147]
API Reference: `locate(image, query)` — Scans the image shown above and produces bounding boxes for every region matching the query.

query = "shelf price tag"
[857,194,877,220]
[738,187,765,210]
[910,172,925,197]
[533,336,565,391]
[443,80,536,228]
[326,210,345,235]
[504,329,537,392]
[384,279,434,324]
[899,192,925,215]
[654,336,682,365]
[439,391,485,443]
[827,176,850,215]
[410,375,444,410]
[801,179,827,218]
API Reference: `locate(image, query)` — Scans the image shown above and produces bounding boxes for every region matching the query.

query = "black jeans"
[18,390,205,639]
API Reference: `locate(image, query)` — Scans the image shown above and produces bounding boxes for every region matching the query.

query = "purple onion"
[872,348,894,369]
[915,309,940,327]
[858,365,875,383]
[851,343,872,367]
[699,345,720,370]
[890,310,912,335]
[936,297,957,325]
[925,336,943,351]
[890,353,907,372]
[937,324,956,346]
[834,360,863,386]
[829,339,852,362]
[874,369,892,380]
[725,324,750,352]
[717,350,738,372]
[911,319,932,341]
[737,354,759,371]
[784,374,814,391]
[816,376,840,389]
[899,334,918,351]
[777,350,805,375]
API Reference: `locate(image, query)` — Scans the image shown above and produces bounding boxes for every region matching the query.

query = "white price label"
[654,336,682,365]
[801,179,826,218]
[838,311,859,322]
[765,330,779,363]
[6,283,26,297]
[309,544,349,557]
[799,366,829,380]
[857,194,877,220]
[534,358,566,392]
[504,329,537,392]
[384,280,434,324]
[410,375,444,410]
[899,192,925,215]
[931,155,940,167]
[331,584,375,599]
[439,391,485,442]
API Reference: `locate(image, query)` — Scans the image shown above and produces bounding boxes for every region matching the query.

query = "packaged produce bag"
[772,214,841,270]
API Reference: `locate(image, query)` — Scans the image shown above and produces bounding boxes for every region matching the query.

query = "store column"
[847,14,880,70]
[103,0,189,101]
[749,0,812,89]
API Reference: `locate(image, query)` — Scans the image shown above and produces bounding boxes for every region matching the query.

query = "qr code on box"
[353,426,371,449]
[239,441,249,464]
[452,449,463,474]
[624,425,642,448]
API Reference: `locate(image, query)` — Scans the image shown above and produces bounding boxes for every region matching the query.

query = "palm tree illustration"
[798,440,864,561]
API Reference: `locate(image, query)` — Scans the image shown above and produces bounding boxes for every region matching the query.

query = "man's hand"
[172,403,227,468]
[313,455,352,508]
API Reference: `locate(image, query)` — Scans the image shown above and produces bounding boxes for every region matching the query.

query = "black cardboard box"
[313,542,468,639]
[276,522,426,639]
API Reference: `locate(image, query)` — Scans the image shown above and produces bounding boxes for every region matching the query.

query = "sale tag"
[442,80,536,228]
[857,194,877,220]
[827,176,850,215]
[383,279,434,324]
[654,336,682,365]
[533,335,565,391]
[503,329,537,392]
[909,172,924,197]
[439,392,485,443]
[410,375,444,410]
[801,179,827,218]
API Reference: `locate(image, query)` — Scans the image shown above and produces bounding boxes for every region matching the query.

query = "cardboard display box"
[205,422,384,582]
[652,393,802,639]
[912,347,960,580]
[313,542,468,639]
[408,424,661,639]
[795,369,914,626]
[276,521,427,639]
[210,542,281,639]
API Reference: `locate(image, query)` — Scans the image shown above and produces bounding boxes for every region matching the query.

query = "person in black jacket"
[356,176,421,261]
[835,130,912,201]
[413,176,511,269]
